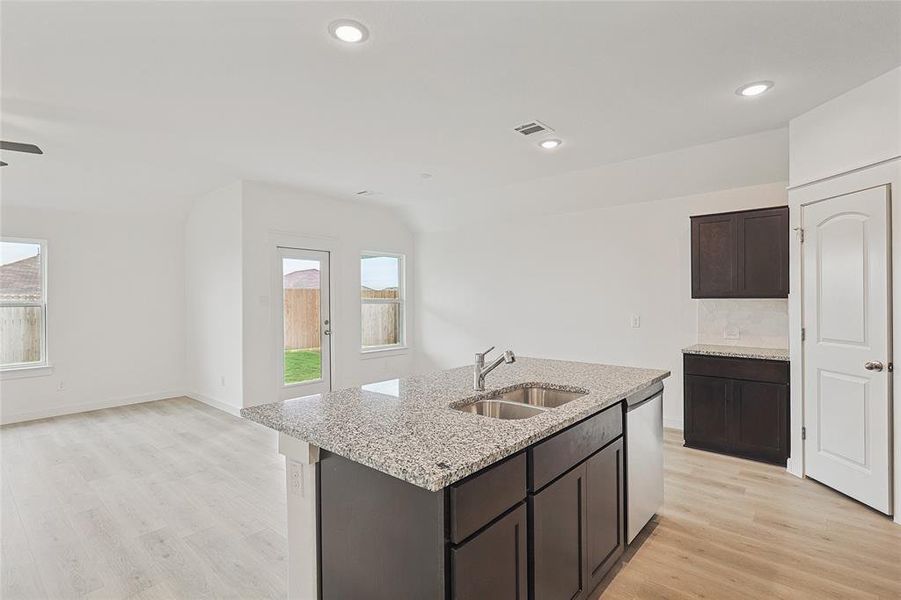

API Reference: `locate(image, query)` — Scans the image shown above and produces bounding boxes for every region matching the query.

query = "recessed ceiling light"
[539,138,562,150]
[736,81,774,97]
[329,19,369,43]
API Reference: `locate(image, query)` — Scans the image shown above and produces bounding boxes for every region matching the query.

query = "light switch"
[631,315,641,328]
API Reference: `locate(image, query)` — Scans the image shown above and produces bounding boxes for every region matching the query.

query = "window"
[1,239,48,370]
[361,253,404,351]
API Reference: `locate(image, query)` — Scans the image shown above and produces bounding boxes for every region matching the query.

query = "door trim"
[274,245,333,400]
[789,156,900,523]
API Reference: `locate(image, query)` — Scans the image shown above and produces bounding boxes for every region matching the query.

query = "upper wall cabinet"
[691,206,789,298]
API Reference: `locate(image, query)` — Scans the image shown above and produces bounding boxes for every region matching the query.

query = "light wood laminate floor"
[2,398,899,599]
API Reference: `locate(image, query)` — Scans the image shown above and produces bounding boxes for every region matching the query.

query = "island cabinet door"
[451,503,527,600]
[531,463,587,600]
[585,439,625,592]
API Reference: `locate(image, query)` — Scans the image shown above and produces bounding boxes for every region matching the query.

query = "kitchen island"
[242,357,669,600]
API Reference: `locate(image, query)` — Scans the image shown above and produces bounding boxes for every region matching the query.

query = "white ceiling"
[2,1,900,229]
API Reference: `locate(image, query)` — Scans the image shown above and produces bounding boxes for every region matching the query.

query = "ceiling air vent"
[513,120,554,136]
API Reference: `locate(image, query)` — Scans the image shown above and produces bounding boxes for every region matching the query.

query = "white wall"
[184,181,244,413]
[788,69,901,518]
[789,66,901,187]
[405,128,788,232]
[414,182,788,428]
[0,206,185,423]
[241,181,415,407]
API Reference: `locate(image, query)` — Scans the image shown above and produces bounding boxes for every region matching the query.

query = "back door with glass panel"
[278,247,331,399]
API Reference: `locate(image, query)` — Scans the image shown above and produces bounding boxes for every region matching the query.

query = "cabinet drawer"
[450,452,526,544]
[684,354,788,384]
[529,404,623,492]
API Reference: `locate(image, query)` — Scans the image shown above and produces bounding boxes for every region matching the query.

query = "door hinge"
[801,426,806,441]
[801,328,806,341]
[794,227,805,243]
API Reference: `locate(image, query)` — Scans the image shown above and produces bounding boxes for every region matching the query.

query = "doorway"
[801,185,893,515]
[277,247,332,399]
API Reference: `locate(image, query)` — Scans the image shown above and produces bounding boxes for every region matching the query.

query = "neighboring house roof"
[284,268,320,289]
[0,255,41,302]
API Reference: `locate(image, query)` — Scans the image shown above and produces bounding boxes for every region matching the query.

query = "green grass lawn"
[284,349,321,384]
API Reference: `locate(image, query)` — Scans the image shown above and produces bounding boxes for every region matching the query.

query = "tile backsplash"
[697,299,789,349]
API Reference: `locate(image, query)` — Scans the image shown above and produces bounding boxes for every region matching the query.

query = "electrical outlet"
[631,315,641,328]
[724,325,741,340]
[57,381,65,392]
[289,462,303,497]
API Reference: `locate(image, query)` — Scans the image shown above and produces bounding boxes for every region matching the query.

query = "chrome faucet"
[473,346,516,391]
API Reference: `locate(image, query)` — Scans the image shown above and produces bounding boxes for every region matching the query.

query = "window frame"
[0,237,50,373]
[360,251,406,354]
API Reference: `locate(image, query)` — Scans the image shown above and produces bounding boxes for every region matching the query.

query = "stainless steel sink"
[494,386,586,408]
[454,399,546,419]
[452,385,588,419]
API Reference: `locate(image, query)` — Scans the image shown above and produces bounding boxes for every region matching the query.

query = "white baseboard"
[185,391,242,417]
[663,417,684,431]
[0,390,185,425]
[785,456,804,478]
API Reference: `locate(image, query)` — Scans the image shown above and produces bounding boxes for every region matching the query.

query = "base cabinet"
[531,438,625,600]
[684,375,731,451]
[585,439,625,591]
[684,355,789,465]
[451,503,528,600]
[729,380,789,464]
[531,464,585,600]
[317,395,646,600]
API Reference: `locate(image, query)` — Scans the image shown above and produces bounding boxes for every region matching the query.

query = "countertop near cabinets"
[241,357,669,491]
[682,343,789,362]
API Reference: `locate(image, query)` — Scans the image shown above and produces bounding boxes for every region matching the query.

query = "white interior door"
[802,185,892,514]
[276,247,331,400]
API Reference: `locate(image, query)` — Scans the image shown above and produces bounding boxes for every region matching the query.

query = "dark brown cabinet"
[585,439,625,593]
[691,206,789,298]
[451,503,528,600]
[684,375,731,451]
[531,438,624,600]
[531,464,585,600]
[684,355,789,465]
[730,380,789,464]
[316,391,647,600]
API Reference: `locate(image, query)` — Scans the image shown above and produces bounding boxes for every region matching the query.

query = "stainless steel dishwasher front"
[626,389,664,543]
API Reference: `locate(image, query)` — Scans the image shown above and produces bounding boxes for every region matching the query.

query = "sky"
[282,256,400,290]
[1,241,41,266]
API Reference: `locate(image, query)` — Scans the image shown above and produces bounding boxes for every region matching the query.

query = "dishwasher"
[626,384,664,543]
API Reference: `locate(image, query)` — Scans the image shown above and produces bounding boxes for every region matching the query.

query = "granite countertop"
[682,344,789,362]
[241,357,669,492]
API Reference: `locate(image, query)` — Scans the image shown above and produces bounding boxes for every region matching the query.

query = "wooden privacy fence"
[284,289,322,350]
[283,288,399,349]
[0,307,41,364]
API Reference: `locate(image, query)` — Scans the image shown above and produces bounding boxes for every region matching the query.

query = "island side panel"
[278,434,320,600]
[318,451,446,600]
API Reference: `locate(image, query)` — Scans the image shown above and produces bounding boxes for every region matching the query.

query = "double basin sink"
[453,385,587,420]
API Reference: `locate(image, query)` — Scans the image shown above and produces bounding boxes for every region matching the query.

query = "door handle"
[323,320,331,336]
[864,361,884,372]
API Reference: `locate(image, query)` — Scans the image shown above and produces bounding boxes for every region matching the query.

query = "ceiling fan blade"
[0,161,7,167]
[0,141,43,154]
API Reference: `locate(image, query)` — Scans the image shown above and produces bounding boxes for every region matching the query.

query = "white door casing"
[276,247,332,400]
[802,185,893,514]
